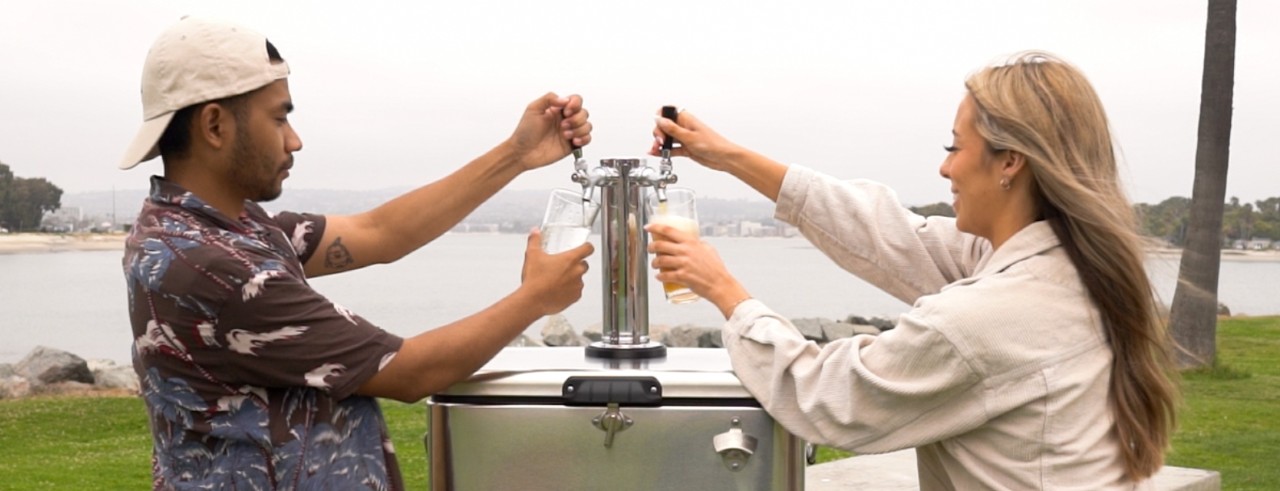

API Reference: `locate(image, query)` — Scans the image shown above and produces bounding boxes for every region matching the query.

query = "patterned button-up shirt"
[123,176,405,490]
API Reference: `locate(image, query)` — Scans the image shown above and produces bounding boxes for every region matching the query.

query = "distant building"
[1247,238,1274,251]
[451,223,500,233]
[738,221,764,237]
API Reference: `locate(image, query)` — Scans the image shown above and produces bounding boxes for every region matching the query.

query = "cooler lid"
[437,347,754,399]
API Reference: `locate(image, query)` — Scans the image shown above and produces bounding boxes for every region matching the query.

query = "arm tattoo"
[324,237,355,269]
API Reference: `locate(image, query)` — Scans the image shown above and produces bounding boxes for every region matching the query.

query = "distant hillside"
[60,188,777,229]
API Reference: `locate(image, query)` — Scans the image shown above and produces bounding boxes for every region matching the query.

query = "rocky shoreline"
[0,346,139,399]
[0,313,895,400]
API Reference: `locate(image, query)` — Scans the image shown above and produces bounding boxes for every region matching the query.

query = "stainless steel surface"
[598,158,651,346]
[569,157,678,357]
[425,347,805,490]
[440,347,752,399]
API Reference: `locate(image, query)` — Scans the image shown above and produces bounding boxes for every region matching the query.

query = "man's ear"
[194,103,234,151]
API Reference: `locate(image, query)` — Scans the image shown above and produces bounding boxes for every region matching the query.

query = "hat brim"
[119,112,176,170]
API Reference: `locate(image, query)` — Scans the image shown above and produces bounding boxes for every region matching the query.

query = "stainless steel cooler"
[425,347,805,490]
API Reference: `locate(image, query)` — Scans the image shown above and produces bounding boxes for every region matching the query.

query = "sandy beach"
[0,233,127,254]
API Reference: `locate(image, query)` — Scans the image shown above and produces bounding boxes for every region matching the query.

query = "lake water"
[2,234,1277,364]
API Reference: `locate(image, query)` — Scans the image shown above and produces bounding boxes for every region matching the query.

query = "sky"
[1,0,1277,207]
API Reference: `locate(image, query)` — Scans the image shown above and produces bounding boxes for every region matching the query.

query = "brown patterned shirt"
[123,176,405,490]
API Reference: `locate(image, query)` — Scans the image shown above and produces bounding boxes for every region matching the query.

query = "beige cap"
[119,17,291,170]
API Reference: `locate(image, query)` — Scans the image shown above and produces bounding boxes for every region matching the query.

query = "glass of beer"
[646,187,700,304]
[540,188,596,254]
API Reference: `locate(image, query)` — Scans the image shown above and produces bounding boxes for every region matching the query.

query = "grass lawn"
[1166,316,1280,489]
[1,316,1276,490]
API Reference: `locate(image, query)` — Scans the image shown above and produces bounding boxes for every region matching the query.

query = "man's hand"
[507,93,593,171]
[518,228,593,315]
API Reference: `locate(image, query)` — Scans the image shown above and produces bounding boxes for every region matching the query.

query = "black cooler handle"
[562,376,663,406]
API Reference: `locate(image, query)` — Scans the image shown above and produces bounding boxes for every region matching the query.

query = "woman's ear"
[1002,150,1028,179]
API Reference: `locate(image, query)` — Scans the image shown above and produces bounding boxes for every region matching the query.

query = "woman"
[646,52,1179,489]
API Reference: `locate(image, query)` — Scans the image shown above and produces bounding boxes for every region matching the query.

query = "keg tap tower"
[570,106,681,359]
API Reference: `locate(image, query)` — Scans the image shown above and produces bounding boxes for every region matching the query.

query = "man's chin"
[255,188,284,203]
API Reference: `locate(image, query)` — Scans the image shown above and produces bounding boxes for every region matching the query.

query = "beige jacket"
[723,165,1149,490]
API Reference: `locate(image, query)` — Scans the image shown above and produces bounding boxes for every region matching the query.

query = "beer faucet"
[653,106,680,202]
[570,145,610,226]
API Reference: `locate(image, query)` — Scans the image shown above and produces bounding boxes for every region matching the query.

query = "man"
[119,17,593,489]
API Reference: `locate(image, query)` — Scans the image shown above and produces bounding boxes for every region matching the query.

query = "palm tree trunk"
[1169,0,1237,368]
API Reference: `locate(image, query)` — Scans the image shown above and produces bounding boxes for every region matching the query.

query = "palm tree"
[1169,0,1237,368]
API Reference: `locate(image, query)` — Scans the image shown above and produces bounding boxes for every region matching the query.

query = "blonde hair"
[965,51,1180,481]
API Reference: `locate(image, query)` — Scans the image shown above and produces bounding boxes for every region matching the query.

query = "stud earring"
[999,176,1011,190]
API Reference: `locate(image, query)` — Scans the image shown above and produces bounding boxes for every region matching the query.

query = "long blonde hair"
[965,52,1179,481]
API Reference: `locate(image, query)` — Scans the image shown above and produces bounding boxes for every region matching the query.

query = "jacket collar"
[973,220,1062,277]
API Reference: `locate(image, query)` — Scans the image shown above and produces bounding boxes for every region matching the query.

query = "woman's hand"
[647,108,788,202]
[645,222,752,319]
[648,110,744,173]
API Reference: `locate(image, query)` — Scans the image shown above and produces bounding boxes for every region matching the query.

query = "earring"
[999,176,1011,190]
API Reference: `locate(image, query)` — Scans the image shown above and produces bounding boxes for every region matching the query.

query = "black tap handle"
[660,105,679,152]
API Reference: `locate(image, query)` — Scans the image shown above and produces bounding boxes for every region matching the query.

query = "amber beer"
[648,188,700,304]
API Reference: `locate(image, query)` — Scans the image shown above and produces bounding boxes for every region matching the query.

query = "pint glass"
[647,188,700,304]
[540,189,595,254]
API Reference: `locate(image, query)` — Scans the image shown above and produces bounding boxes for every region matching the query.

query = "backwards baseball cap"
[119,16,290,170]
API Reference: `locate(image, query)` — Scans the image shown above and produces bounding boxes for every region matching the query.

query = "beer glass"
[646,187,700,304]
[540,188,596,254]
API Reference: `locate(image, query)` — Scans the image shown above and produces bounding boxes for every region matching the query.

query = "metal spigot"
[570,146,610,227]
[570,146,592,200]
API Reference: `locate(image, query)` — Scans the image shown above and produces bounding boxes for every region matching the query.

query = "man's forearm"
[365,142,525,263]
[358,286,545,402]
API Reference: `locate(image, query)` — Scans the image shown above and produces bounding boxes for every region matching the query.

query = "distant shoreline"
[2,233,1279,262]
[1145,247,1280,263]
[0,233,127,255]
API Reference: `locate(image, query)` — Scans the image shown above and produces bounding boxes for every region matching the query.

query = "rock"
[847,315,895,332]
[791,318,830,342]
[852,324,882,336]
[540,314,585,347]
[647,325,672,345]
[868,316,896,332]
[582,323,603,343]
[698,328,724,348]
[507,334,545,347]
[822,322,857,342]
[93,365,140,392]
[845,315,872,325]
[665,325,707,348]
[0,376,32,399]
[14,346,93,386]
[86,358,122,372]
